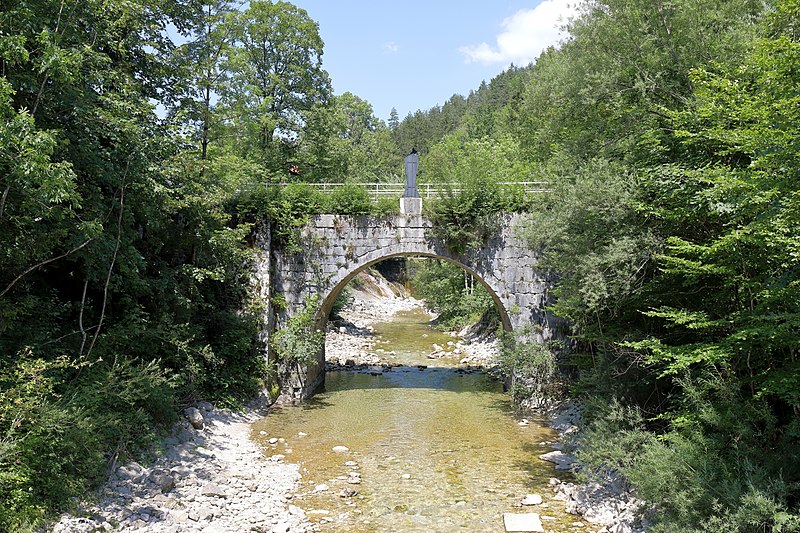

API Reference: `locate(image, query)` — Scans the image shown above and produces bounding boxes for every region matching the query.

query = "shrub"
[497,332,562,407]
[425,178,528,255]
[324,184,372,215]
[271,297,324,391]
[411,259,496,330]
[0,351,177,531]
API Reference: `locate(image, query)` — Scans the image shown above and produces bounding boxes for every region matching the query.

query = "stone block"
[503,513,544,532]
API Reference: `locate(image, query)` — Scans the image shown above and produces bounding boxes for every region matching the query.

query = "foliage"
[507,0,800,529]
[0,351,177,530]
[223,0,331,165]
[235,182,398,250]
[420,130,533,255]
[521,158,660,329]
[411,259,497,330]
[329,286,353,319]
[271,296,324,392]
[576,379,800,532]
[298,93,400,182]
[496,332,562,406]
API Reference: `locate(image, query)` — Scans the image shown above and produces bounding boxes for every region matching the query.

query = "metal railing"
[266,181,550,200]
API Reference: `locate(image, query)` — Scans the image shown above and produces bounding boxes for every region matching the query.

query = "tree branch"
[85,170,127,360]
[0,237,93,299]
[0,183,9,220]
[78,275,89,357]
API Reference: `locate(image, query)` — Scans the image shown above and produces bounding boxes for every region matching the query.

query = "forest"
[1,0,798,530]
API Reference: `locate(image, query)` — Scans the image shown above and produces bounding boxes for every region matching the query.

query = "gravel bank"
[542,401,648,533]
[51,404,314,533]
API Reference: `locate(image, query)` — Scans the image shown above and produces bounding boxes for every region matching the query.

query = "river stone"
[503,512,545,532]
[150,470,176,494]
[200,482,228,498]
[184,407,204,429]
[521,494,543,506]
[539,450,577,470]
[340,488,358,498]
[117,462,144,481]
[332,445,349,453]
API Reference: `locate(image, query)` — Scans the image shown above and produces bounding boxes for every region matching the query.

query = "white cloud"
[459,0,577,65]
[383,41,400,54]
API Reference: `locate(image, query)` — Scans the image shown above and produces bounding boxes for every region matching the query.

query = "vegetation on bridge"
[1,0,798,530]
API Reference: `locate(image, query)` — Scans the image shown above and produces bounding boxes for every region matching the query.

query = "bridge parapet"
[264,181,550,200]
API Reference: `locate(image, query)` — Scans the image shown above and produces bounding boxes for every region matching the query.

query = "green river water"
[252,307,585,532]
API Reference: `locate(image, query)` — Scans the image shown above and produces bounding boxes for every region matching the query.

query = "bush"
[271,297,324,391]
[0,352,177,531]
[235,182,399,250]
[574,383,800,533]
[425,178,528,255]
[324,184,372,215]
[497,332,563,407]
[329,286,353,319]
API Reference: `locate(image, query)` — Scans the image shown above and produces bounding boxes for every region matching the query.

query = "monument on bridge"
[400,148,422,214]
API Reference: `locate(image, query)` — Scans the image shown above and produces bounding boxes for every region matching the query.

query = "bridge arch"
[315,251,513,333]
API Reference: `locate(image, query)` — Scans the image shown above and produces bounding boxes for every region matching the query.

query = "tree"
[170,0,238,162]
[299,92,399,182]
[224,0,331,167]
[388,107,400,132]
[513,0,762,164]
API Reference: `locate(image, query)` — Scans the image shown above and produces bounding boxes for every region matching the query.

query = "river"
[252,306,585,532]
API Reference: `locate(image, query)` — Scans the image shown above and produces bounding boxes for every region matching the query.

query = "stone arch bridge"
[252,213,560,398]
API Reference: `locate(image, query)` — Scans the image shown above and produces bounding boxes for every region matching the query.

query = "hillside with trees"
[1,0,798,530]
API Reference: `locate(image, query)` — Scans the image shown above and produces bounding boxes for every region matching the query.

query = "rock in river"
[503,512,545,532]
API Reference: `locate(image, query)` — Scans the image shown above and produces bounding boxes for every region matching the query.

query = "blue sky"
[289,0,576,123]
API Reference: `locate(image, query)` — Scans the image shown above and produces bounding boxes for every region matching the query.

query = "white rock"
[332,445,349,453]
[521,494,543,506]
[503,512,545,532]
[539,450,577,470]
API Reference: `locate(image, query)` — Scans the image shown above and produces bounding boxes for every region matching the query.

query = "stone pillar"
[400,197,422,214]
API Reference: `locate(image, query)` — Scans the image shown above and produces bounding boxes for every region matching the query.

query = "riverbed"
[253,305,587,532]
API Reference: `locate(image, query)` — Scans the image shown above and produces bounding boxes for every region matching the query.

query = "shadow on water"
[320,366,503,393]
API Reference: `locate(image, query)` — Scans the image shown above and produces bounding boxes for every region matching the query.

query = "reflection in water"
[252,307,584,532]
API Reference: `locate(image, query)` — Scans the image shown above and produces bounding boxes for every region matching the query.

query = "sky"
[289,0,577,123]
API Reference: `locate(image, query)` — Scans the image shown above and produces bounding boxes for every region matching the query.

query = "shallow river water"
[252,307,585,532]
